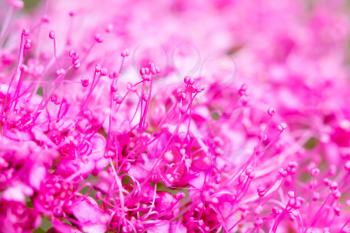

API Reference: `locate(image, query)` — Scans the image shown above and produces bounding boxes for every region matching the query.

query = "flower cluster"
[1,0,350,232]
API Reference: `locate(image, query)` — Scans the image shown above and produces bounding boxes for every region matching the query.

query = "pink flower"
[0,0,350,232]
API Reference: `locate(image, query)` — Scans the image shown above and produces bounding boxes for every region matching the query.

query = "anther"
[81,79,89,87]
[94,34,103,43]
[49,31,55,39]
[41,15,50,23]
[22,28,30,36]
[106,24,114,33]
[68,11,76,17]
[267,107,276,116]
[121,49,129,57]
